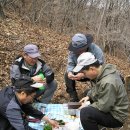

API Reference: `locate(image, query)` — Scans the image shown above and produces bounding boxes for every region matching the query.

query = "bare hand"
[79,96,90,109]
[79,96,90,103]
[68,72,75,79]
[73,72,85,80]
[48,119,59,128]
[42,116,59,128]
[68,72,85,80]
[32,75,46,84]
[79,101,90,109]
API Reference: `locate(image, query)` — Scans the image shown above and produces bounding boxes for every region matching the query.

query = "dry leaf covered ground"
[0,14,130,101]
[0,13,130,129]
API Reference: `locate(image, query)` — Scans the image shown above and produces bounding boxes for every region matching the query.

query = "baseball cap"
[14,76,43,89]
[24,44,41,58]
[73,52,97,73]
[68,34,93,52]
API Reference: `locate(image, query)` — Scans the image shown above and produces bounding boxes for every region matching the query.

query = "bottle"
[38,73,45,80]
[38,72,45,90]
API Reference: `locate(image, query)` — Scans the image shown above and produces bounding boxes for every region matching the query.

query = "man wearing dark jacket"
[0,77,58,130]
[10,44,57,103]
[73,52,129,130]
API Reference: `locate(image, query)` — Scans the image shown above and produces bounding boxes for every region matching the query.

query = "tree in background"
[1,0,130,58]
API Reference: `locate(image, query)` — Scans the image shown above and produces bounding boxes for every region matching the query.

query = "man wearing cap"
[73,52,129,130]
[65,33,104,101]
[0,77,59,130]
[10,44,57,103]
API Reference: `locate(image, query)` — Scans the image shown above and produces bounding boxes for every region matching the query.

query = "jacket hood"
[96,64,117,81]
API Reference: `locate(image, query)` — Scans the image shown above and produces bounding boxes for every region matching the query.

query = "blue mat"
[29,103,83,130]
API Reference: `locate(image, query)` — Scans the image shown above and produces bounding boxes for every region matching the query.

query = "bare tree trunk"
[1,0,130,58]
[0,0,6,19]
[0,4,5,19]
[96,0,108,41]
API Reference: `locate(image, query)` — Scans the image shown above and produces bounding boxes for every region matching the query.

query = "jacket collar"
[17,57,42,74]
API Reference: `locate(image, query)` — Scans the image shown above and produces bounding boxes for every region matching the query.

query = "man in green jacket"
[73,52,129,130]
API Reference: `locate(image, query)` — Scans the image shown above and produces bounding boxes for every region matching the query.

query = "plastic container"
[38,73,44,80]
[68,102,81,109]
[76,109,80,117]
[38,72,45,90]
[68,109,76,116]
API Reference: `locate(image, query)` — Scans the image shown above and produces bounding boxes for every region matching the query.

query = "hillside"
[0,12,130,129]
[0,13,130,102]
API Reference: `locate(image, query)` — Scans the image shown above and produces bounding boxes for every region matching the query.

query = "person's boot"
[69,91,79,102]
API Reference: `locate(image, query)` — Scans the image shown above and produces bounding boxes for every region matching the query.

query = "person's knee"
[47,80,57,91]
[53,80,57,90]
[80,107,93,120]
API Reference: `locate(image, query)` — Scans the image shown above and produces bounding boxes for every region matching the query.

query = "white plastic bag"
[64,122,79,130]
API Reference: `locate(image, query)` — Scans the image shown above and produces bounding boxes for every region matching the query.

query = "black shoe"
[70,92,79,102]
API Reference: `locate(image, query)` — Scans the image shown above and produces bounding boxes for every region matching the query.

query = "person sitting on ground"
[10,43,57,103]
[0,77,59,130]
[65,33,104,101]
[73,52,129,130]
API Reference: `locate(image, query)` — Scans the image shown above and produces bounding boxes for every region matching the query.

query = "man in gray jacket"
[73,52,129,130]
[10,44,57,103]
[0,77,58,130]
[65,33,104,101]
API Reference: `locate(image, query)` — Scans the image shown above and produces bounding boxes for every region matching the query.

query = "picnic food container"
[76,109,80,117]
[68,102,81,116]
[68,109,76,116]
[68,102,81,109]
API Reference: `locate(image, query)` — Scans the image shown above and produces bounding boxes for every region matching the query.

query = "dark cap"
[68,34,93,53]
[24,44,41,58]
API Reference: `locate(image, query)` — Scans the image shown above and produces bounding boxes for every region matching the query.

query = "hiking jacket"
[67,42,104,72]
[87,64,129,123]
[0,86,45,130]
[10,57,54,85]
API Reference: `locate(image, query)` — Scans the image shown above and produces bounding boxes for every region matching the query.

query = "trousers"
[36,80,57,103]
[80,106,123,130]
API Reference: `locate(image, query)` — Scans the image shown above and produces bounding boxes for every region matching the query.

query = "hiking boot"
[69,91,79,102]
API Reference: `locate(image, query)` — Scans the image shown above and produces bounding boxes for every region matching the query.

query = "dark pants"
[64,72,90,94]
[80,106,123,130]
